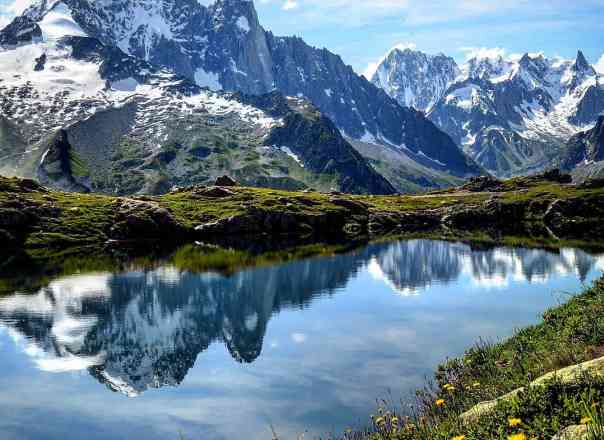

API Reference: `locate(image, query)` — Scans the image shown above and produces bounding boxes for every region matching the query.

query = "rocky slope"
[0,14,394,195]
[371,48,604,178]
[0,0,481,193]
[562,115,604,180]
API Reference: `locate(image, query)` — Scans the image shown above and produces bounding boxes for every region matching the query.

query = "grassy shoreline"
[1,174,604,252]
[350,277,604,440]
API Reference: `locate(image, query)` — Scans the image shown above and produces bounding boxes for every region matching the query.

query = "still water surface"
[0,239,603,439]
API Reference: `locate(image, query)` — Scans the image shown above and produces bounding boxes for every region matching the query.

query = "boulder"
[461,176,504,192]
[540,169,573,184]
[0,208,31,228]
[329,197,368,213]
[195,186,236,198]
[214,176,239,187]
[109,199,185,240]
[461,355,604,424]
[551,425,588,440]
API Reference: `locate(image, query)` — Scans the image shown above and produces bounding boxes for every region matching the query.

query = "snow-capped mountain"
[0,0,481,194]
[371,46,460,113]
[0,3,396,195]
[372,47,604,177]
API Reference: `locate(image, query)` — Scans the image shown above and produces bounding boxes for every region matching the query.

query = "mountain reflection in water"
[1,240,602,399]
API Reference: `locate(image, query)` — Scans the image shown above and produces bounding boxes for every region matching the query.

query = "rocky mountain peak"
[574,50,592,73]
[371,47,460,112]
[210,0,260,33]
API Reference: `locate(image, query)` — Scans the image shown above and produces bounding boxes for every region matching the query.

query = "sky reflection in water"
[0,239,603,440]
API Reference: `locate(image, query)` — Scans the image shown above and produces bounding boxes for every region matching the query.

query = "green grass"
[1,174,604,250]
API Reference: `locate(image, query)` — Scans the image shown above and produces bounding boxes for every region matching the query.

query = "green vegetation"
[1,174,604,250]
[349,278,604,440]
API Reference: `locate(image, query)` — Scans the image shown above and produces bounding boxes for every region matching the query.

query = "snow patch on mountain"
[38,2,86,40]
[194,67,223,91]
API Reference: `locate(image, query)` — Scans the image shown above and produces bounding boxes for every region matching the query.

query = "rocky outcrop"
[265,97,397,195]
[109,200,187,241]
[0,16,41,47]
[460,176,505,192]
[544,196,604,238]
[37,130,91,193]
[214,176,239,187]
[461,355,604,423]
[562,115,604,171]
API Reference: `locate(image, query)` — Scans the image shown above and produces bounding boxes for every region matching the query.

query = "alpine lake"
[0,238,603,440]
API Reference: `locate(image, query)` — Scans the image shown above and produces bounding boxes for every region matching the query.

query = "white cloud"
[282,0,298,10]
[595,54,604,74]
[460,46,507,60]
[291,333,307,344]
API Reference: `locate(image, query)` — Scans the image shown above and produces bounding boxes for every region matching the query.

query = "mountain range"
[0,0,485,195]
[1,0,602,195]
[371,46,604,179]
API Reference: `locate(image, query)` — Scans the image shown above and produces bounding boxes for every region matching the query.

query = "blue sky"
[254,0,604,76]
[2,0,603,75]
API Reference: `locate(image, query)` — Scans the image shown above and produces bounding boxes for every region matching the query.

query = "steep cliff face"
[562,115,604,179]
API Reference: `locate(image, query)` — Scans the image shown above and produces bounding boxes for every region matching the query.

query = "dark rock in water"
[34,53,46,71]
[443,199,529,231]
[214,176,239,187]
[461,176,504,192]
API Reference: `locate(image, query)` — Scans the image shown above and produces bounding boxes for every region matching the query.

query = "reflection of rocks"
[0,240,602,396]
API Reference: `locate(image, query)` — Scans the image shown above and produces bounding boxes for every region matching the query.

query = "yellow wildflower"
[473,382,481,388]
[452,436,466,440]
[581,416,593,425]
[507,434,527,440]
[435,399,445,407]
[508,417,522,427]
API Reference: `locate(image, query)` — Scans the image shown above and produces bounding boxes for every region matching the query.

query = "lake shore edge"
[1,173,604,254]
[349,277,604,440]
